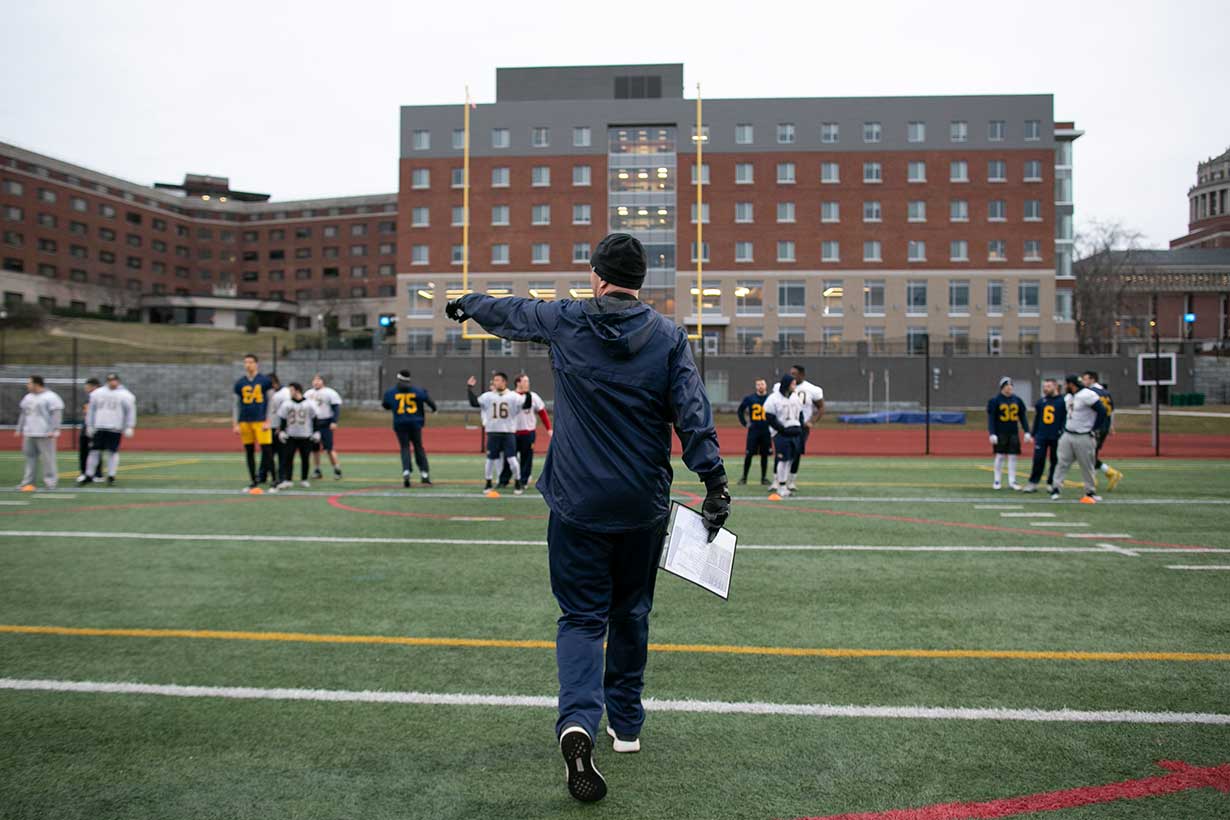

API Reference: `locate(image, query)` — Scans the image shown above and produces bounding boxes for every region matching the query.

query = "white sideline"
[0,529,1226,554]
[1,677,1227,725]
[1166,565,1230,571]
[999,512,1056,518]
[1030,522,1088,528]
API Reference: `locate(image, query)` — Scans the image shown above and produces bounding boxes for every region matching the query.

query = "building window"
[988,159,1007,182]
[820,240,840,262]
[908,161,926,182]
[531,204,550,225]
[735,163,754,184]
[39,189,57,204]
[864,280,885,315]
[819,201,838,223]
[569,243,589,264]
[822,280,843,316]
[532,166,550,187]
[907,240,926,262]
[907,327,930,356]
[691,163,710,185]
[492,128,510,148]
[908,201,927,222]
[950,160,969,182]
[988,120,1006,141]
[863,200,881,222]
[821,162,839,183]
[777,123,795,144]
[690,241,709,262]
[950,239,969,261]
[3,206,22,221]
[1019,326,1040,354]
[776,162,796,184]
[950,121,968,142]
[778,280,805,316]
[988,200,1007,221]
[488,205,508,226]
[1018,280,1040,315]
[691,202,710,223]
[1024,160,1042,181]
[950,199,969,222]
[572,204,591,225]
[948,279,970,314]
[777,327,804,354]
[411,169,429,189]
[863,161,882,183]
[777,240,796,262]
[736,327,764,354]
[450,245,464,264]
[449,168,464,189]
[988,239,1007,261]
[412,129,430,150]
[735,241,754,262]
[1024,200,1042,221]
[907,121,926,143]
[572,126,591,147]
[492,167,510,187]
[411,207,429,227]
[734,202,753,223]
[378,242,394,255]
[863,240,882,262]
[820,122,839,143]
[491,244,510,264]
[987,280,1004,316]
[863,121,881,143]
[411,245,428,265]
[1024,239,1042,260]
[532,243,550,264]
[531,126,550,147]
[450,206,465,227]
[777,202,796,223]
[736,281,763,315]
[70,197,87,212]
[451,129,464,150]
[351,223,368,237]
[1024,119,1041,141]
[1055,289,1073,321]
[572,165,591,186]
[321,226,336,238]
[2,181,22,195]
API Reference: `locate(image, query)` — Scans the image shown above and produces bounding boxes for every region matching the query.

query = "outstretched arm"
[451,295,561,344]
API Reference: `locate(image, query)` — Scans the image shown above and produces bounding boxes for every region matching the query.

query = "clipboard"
[659,502,738,600]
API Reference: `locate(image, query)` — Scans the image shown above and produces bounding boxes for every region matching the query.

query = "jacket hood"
[581,296,659,359]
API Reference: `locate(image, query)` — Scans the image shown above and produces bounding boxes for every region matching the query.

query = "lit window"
[736,281,763,315]
[988,239,1007,262]
[822,280,843,316]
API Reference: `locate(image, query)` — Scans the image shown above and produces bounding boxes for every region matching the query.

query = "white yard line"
[0,501,30,506]
[1165,565,1230,571]
[2,677,1227,725]
[974,504,1024,510]
[1066,533,1134,539]
[999,512,1057,518]
[1098,543,1139,558]
[1030,521,1089,528]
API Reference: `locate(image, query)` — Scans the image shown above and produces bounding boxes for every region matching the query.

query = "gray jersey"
[87,385,137,432]
[278,399,318,438]
[1064,387,1101,434]
[479,390,520,433]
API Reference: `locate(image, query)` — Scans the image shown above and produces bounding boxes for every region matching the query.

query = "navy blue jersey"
[1089,386,1114,433]
[233,374,273,422]
[737,393,769,431]
[458,291,724,532]
[987,394,1029,438]
[382,384,435,427]
[1031,395,1067,440]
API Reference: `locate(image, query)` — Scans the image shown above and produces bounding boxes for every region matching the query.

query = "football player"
[273,382,318,489]
[763,374,804,499]
[500,374,551,489]
[305,375,343,480]
[467,372,522,496]
[787,365,824,492]
[381,369,437,487]
[1082,371,1123,491]
[81,372,136,486]
[1021,378,1065,493]
[736,378,771,486]
[986,377,1031,490]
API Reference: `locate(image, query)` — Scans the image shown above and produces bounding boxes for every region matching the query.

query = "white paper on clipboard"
[659,502,737,600]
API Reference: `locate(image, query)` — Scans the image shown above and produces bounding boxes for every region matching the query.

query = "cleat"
[420,476,432,485]
[74,474,92,485]
[1082,492,1102,504]
[737,477,747,485]
[786,484,797,492]
[1009,483,1023,491]
[1049,490,1061,500]
[105,476,115,486]
[276,481,293,490]
[1020,483,1037,493]
[606,725,640,754]
[403,471,411,488]
[992,480,1002,490]
[19,484,36,493]
[1107,468,1123,491]
[300,481,311,488]
[760,477,771,486]
[312,469,323,480]
[267,485,279,494]
[560,726,606,803]
[333,469,342,480]
[484,489,500,498]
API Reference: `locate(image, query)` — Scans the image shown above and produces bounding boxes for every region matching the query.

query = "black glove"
[701,481,731,543]
[445,299,470,323]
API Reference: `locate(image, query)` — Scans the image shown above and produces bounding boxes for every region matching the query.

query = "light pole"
[317,312,325,356]
[0,307,8,365]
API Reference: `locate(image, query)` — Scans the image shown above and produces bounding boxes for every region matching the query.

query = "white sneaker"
[299,481,311,488]
[606,725,641,754]
[1009,482,1023,491]
[276,481,293,490]
[992,480,1002,490]
[778,487,792,498]
[75,474,91,485]
[786,483,797,492]
[559,725,606,802]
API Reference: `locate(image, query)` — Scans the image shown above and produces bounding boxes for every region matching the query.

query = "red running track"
[7,426,1230,458]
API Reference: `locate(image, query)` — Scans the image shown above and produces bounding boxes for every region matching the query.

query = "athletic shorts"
[745,427,771,456]
[91,430,123,452]
[992,433,1021,455]
[486,432,517,460]
[238,421,272,446]
[313,419,335,451]
[773,432,800,465]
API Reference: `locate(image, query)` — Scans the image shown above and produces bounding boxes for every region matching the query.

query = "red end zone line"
[739,500,1208,551]
[798,760,1230,819]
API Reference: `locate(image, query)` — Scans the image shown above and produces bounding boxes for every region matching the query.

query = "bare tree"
[1073,220,1143,354]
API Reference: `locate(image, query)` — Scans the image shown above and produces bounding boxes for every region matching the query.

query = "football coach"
[446,233,730,803]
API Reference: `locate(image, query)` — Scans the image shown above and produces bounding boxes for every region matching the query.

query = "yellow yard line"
[112,458,202,472]
[2,624,1226,663]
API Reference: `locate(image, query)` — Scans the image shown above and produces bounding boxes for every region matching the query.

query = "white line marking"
[449,517,506,522]
[974,505,1024,510]
[999,512,1057,518]
[1098,543,1139,558]
[1166,565,1230,571]
[1030,521,1089,528]
[32,494,77,499]
[0,500,30,506]
[1067,533,1134,539]
[1,678,1226,725]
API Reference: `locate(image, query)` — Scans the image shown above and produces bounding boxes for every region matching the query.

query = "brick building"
[1171,147,1230,249]
[0,141,398,332]
[398,63,1081,355]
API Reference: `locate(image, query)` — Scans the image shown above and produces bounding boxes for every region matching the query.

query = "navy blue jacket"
[987,394,1029,437]
[382,383,436,427]
[737,393,769,431]
[458,292,725,532]
[1031,395,1066,441]
[1089,386,1114,434]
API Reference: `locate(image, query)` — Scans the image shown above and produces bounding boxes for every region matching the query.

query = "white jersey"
[270,386,291,420]
[87,385,137,432]
[763,389,802,434]
[1064,387,1101,434]
[478,390,521,433]
[305,386,342,421]
[794,379,825,423]
[515,391,546,433]
[18,390,65,437]
[277,398,318,439]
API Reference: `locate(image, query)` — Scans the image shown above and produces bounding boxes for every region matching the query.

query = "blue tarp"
[838,411,967,425]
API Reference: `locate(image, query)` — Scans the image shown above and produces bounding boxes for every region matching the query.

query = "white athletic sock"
[507,456,521,483]
[1007,455,1018,482]
[993,454,1004,484]
[484,459,498,481]
[107,451,120,477]
[1100,463,1111,474]
[776,461,791,487]
[788,472,798,486]
[85,450,101,476]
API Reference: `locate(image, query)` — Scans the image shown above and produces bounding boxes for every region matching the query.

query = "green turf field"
[1,452,1228,819]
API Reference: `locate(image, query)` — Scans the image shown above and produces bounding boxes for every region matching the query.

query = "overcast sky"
[4,0,1226,249]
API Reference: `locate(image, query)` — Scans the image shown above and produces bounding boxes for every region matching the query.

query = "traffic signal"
[378,314,397,338]
[1183,313,1196,323]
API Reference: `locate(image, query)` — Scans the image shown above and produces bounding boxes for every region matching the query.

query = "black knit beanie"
[589,233,647,290]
